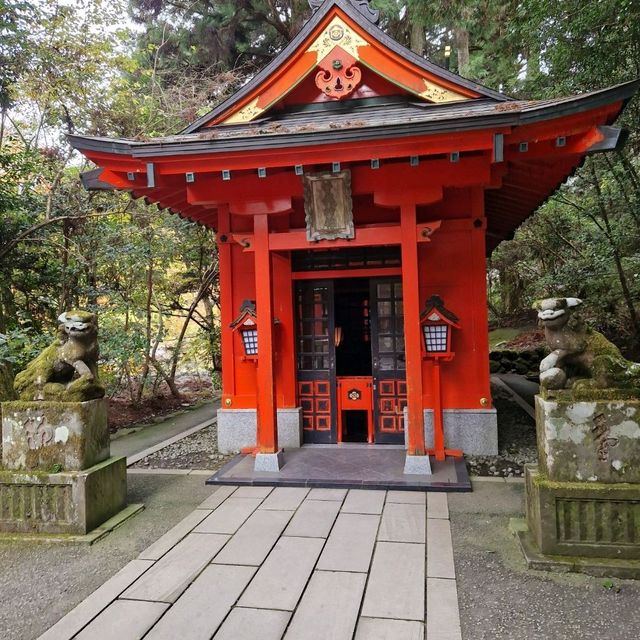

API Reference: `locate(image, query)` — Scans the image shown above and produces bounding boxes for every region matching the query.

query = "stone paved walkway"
[38,486,461,640]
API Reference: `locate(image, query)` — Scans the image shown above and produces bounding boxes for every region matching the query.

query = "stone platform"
[206,445,471,491]
[0,457,127,535]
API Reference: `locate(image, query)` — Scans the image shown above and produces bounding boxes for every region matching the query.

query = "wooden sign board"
[304,170,354,242]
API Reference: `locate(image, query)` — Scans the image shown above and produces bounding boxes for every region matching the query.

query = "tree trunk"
[136,242,154,404]
[410,21,425,56]
[455,27,470,76]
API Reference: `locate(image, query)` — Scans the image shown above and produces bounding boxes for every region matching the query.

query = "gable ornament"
[309,0,380,24]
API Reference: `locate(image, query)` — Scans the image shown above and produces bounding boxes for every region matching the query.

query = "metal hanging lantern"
[230,300,259,359]
[420,295,460,360]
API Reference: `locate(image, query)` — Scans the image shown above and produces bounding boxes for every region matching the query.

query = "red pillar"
[218,205,235,401]
[400,203,427,457]
[254,214,278,454]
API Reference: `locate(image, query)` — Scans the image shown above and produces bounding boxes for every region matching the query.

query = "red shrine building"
[71,0,637,473]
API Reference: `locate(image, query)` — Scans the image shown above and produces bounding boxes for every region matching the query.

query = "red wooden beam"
[232,221,441,252]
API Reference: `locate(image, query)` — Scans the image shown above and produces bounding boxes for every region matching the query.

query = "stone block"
[216,408,303,454]
[403,408,498,456]
[535,395,640,483]
[2,399,109,471]
[284,571,366,640]
[0,456,127,535]
[361,542,425,621]
[525,464,640,559]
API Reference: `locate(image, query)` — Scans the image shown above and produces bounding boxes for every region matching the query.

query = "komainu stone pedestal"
[0,457,127,535]
[520,394,640,579]
[1,399,131,536]
[2,400,109,471]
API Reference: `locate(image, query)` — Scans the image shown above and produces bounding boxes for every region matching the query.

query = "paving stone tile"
[341,490,386,515]
[213,608,291,640]
[307,488,347,501]
[355,618,424,640]
[427,518,455,579]
[213,509,292,566]
[38,560,155,640]
[426,578,462,640]
[144,564,256,640]
[234,486,273,499]
[258,487,309,511]
[361,542,425,621]
[386,491,426,505]
[377,502,425,543]
[283,499,341,538]
[427,492,449,519]
[316,513,379,572]
[284,571,366,640]
[193,497,262,534]
[121,533,229,603]
[196,485,237,509]
[74,600,168,640]
[139,510,212,561]
[239,536,324,611]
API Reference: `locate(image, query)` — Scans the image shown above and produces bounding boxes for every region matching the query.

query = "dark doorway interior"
[334,278,371,376]
[342,410,369,443]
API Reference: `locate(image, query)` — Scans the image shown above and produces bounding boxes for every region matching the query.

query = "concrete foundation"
[403,408,498,455]
[0,456,127,535]
[403,454,432,475]
[254,450,285,472]
[217,408,303,453]
[2,399,109,471]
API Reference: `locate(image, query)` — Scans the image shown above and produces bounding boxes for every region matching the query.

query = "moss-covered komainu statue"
[14,310,105,402]
[534,297,640,392]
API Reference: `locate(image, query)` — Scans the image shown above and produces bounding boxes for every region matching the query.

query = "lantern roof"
[230,300,258,330]
[420,296,461,328]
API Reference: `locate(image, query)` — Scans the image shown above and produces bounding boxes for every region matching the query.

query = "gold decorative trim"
[420,79,468,103]
[223,97,264,125]
[307,16,369,60]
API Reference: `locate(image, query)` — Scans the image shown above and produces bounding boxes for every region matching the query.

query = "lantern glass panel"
[423,324,448,353]
[242,328,258,355]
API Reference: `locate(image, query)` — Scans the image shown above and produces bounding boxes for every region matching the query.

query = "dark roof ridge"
[179,0,510,135]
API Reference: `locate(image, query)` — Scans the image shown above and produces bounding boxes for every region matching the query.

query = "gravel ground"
[465,383,537,478]
[131,423,235,470]
[0,474,216,640]
[450,481,640,640]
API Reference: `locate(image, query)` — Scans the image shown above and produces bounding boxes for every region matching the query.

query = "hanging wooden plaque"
[303,170,354,242]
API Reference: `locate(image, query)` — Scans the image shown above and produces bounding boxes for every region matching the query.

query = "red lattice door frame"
[295,280,337,444]
[370,277,407,444]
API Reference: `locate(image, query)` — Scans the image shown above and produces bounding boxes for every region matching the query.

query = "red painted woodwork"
[336,377,373,443]
[253,214,278,453]
[299,380,332,433]
[376,379,406,436]
[315,48,362,99]
[400,203,426,457]
[68,0,634,462]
